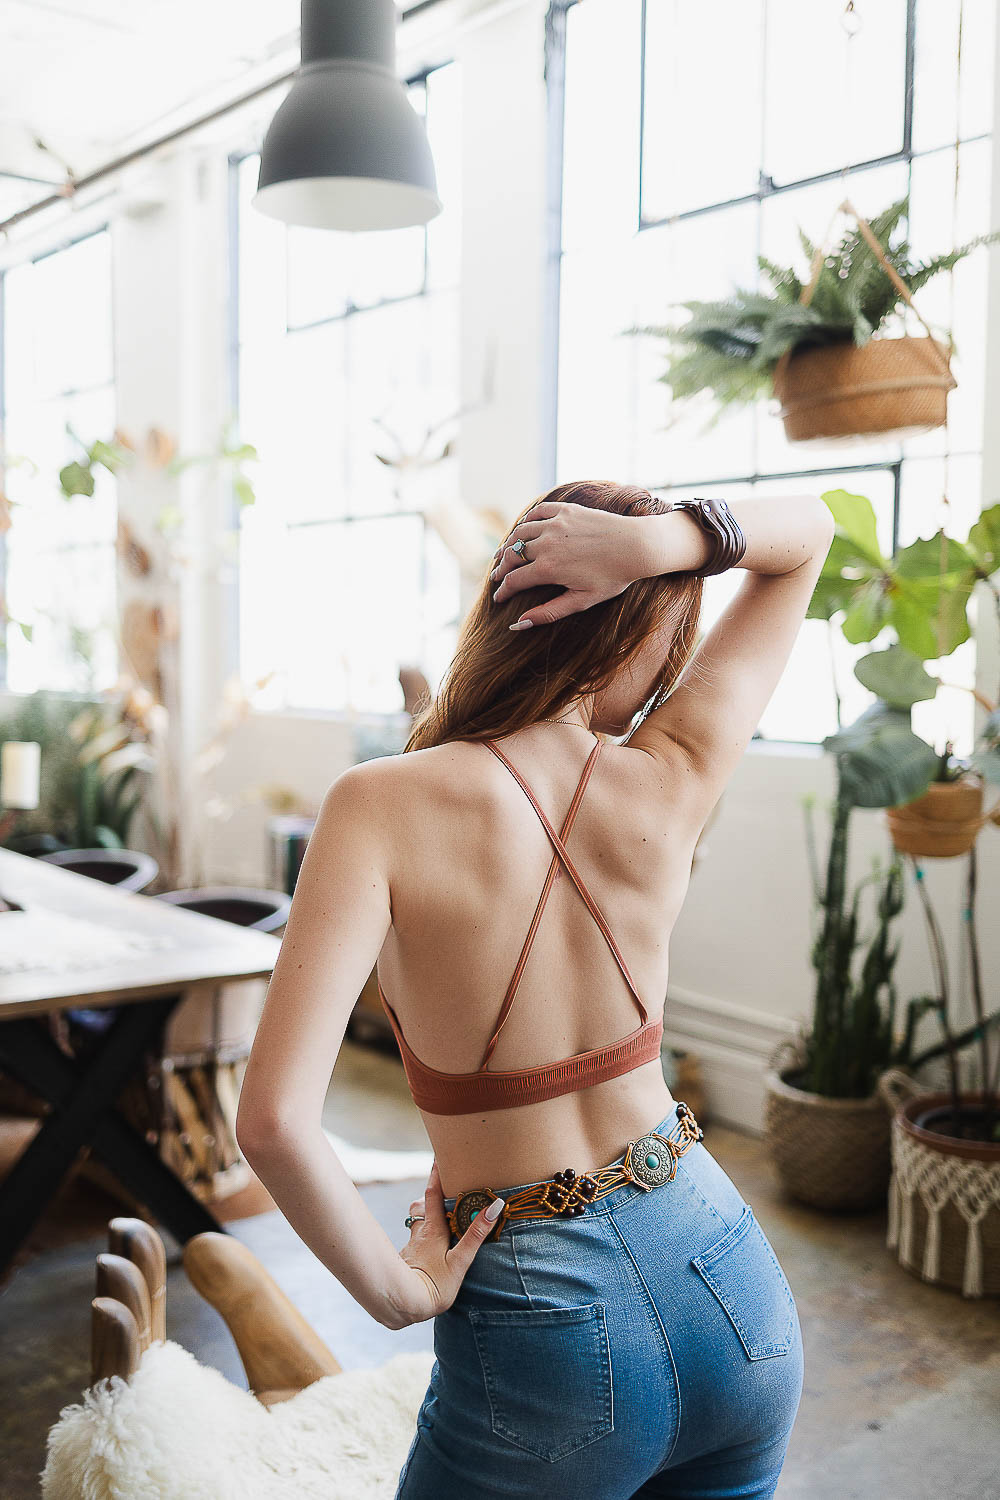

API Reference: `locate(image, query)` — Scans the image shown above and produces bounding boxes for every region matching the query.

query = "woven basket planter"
[772,335,954,443]
[762,1040,893,1211]
[885,775,984,858]
[879,1070,1000,1298]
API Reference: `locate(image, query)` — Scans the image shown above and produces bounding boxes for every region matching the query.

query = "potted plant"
[764,760,922,1212]
[809,489,1000,857]
[877,832,1000,1296]
[635,197,999,442]
[765,487,1000,1212]
[0,690,154,856]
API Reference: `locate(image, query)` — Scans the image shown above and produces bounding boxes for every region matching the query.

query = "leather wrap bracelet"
[667,497,747,576]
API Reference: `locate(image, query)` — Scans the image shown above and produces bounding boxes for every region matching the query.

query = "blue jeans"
[394,1102,804,1499]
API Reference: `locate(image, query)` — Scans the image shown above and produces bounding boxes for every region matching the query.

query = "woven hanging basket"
[773,335,954,444]
[762,1040,893,1211]
[770,198,957,445]
[885,775,985,859]
[879,1070,1000,1298]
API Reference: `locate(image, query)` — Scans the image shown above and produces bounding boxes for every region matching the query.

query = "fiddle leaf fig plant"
[810,490,1000,808]
[808,489,976,660]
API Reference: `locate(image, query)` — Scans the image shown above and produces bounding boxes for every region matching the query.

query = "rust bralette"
[377,733,664,1115]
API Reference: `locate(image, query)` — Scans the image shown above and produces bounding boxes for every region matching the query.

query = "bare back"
[376,727,702,1196]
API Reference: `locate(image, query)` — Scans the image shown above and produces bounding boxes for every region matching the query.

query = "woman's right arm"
[622,495,835,822]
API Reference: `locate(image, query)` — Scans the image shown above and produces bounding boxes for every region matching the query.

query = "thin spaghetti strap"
[478,737,602,1069]
[483,736,648,1043]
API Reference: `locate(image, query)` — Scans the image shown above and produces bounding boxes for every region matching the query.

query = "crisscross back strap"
[480,736,647,1071]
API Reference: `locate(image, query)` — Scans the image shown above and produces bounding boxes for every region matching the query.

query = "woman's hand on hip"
[489,500,654,629]
[387,1159,504,1327]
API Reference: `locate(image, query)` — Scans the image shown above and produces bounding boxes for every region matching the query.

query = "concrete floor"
[2,1037,999,1499]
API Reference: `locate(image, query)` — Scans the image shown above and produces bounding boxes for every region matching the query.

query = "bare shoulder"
[324,740,483,819]
[607,731,717,843]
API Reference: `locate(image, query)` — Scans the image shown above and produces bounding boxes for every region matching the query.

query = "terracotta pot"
[886,775,984,858]
[762,1041,892,1211]
[879,1069,1000,1297]
[772,335,954,443]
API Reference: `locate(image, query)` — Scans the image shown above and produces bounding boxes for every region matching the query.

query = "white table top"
[0,849,282,1019]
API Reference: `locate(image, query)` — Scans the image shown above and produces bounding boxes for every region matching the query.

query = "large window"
[556,0,993,748]
[235,63,462,714]
[0,229,118,693]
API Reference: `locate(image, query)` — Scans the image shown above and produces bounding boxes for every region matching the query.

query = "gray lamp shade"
[254,0,442,232]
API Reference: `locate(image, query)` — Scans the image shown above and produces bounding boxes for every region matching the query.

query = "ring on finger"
[510,538,530,561]
[404,1213,426,1228]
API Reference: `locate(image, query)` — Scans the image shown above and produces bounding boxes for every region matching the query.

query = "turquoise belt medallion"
[624,1131,680,1189]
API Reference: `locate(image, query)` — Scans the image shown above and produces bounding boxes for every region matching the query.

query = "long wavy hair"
[405,480,704,751]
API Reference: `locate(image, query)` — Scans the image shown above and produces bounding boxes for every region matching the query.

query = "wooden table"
[0,849,281,1281]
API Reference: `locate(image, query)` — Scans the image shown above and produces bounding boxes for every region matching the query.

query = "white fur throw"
[42,1339,434,1500]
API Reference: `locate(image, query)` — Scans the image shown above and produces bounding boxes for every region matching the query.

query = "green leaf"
[895,530,976,581]
[889,575,972,660]
[821,489,886,566]
[93,823,123,850]
[823,702,938,808]
[970,745,1000,786]
[854,645,938,708]
[59,461,95,498]
[967,503,1000,578]
[841,579,889,643]
[88,438,127,474]
[233,474,256,508]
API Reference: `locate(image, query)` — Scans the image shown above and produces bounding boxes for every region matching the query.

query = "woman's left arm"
[235,761,497,1329]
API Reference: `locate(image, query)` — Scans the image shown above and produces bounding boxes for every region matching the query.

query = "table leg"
[0,996,226,1278]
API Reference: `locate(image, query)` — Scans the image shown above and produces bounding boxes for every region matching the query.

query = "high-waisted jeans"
[394,1101,804,1499]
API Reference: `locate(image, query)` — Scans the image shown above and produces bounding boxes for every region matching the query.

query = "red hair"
[405,480,703,750]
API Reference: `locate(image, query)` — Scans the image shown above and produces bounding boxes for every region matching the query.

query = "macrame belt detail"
[447,1101,703,1240]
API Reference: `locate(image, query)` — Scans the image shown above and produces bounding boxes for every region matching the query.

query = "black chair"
[36,849,161,1041]
[38,847,160,893]
[153,886,291,932]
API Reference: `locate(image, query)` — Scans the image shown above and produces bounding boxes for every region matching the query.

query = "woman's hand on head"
[489,500,652,629]
[388,1159,504,1327]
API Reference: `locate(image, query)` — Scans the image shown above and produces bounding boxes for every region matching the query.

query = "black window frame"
[545,0,991,744]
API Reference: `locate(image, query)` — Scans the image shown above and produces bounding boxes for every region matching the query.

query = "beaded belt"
[447,1101,704,1241]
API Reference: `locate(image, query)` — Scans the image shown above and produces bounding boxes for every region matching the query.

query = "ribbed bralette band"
[383,1001,664,1115]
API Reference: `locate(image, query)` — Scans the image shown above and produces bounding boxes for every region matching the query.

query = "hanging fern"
[631,195,1000,422]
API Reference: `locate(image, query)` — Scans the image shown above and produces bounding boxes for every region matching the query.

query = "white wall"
[6,0,1000,1130]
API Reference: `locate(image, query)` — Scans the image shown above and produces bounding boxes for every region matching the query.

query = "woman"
[236,480,835,1499]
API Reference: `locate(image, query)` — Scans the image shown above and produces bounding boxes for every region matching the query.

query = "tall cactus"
[803,760,905,1098]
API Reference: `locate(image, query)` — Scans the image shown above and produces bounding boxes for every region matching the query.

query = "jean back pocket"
[469,1301,613,1462]
[691,1204,796,1361]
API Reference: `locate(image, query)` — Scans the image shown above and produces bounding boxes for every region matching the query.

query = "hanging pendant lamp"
[254,0,442,231]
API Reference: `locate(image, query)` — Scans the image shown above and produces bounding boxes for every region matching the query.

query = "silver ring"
[404,1214,426,1228]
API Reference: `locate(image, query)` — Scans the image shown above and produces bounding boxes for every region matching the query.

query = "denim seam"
[675,1152,734,1233]
[509,1231,537,1308]
[606,1212,683,1471]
